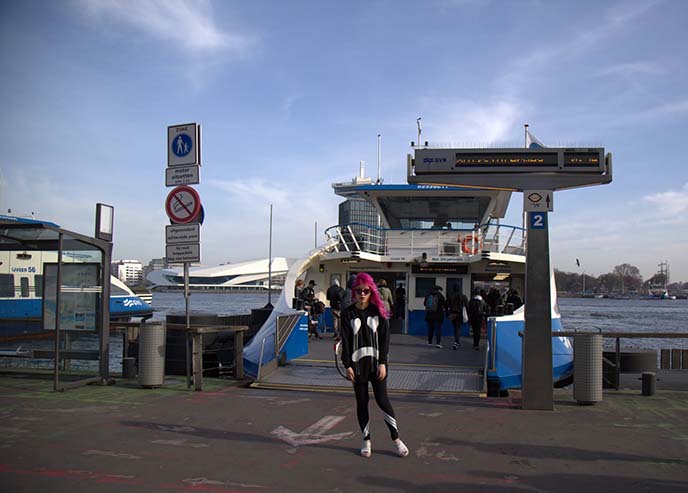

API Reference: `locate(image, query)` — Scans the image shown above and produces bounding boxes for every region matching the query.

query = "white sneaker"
[394,438,409,457]
[435,344,443,349]
[360,439,371,458]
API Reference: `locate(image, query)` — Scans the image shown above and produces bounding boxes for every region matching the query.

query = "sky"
[1,0,687,281]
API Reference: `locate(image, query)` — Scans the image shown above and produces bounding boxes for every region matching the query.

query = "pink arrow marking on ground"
[271,416,353,447]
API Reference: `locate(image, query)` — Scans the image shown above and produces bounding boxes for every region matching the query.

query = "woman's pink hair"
[352,272,389,319]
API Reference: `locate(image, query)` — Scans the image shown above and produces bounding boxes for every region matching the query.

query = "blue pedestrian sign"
[168,123,200,167]
[530,212,547,229]
[172,133,192,157]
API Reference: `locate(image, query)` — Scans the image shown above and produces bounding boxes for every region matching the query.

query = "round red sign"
[165,185,202,224]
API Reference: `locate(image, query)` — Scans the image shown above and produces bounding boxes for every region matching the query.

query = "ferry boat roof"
[333,183,512,228]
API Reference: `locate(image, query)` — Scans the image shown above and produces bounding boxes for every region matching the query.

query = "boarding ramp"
[252,334,487,396]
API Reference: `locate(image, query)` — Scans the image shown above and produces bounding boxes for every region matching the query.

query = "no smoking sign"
[165,185,202,224]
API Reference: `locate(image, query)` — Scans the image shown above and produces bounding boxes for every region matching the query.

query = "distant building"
[146,257,293,291]
[112,259,144,286]
[143,257,168,283]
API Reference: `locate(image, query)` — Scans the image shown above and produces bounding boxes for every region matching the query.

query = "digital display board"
[414,148,605,174]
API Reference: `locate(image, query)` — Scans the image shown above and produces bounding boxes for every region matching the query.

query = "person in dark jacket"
[341,272,409,458]
[423,286,447,348]
[447,284,469,349]
[506,289,523,311]
[300,280,321,339]
[326,278,345,338]
[467,289,488,350]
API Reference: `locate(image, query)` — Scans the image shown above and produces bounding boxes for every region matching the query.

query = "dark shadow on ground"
[357,472,688,493]
[431,437,688,465]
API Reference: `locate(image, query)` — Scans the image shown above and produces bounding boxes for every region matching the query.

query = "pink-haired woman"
[340,272,409,458]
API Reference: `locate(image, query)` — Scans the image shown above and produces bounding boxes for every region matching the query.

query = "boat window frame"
[0,273,14,297]
[20,276,30,297]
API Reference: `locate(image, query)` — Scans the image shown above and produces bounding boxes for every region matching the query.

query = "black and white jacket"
[340,303,390,381]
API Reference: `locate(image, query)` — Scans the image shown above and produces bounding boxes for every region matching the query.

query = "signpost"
[409,144,612,410]
[166,123,202,345]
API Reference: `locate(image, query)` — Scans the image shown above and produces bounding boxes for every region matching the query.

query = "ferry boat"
[0,214,153,340]
[243,147,574,394]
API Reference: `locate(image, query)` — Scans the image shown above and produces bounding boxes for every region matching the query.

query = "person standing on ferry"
[340,272,409,458]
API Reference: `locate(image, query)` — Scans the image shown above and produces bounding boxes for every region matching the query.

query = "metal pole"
[377,134,381,183]
[268,204,273,306]
[100,241,112,384]
[184,262,190,331]
[53,232,63,391]
[314,221,317,249]
[524,123,529,148]
[416,118,421,148]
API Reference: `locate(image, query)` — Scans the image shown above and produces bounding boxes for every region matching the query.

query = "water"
[557,297,688,351]
[150,291,273,320]
[2,292,687,372]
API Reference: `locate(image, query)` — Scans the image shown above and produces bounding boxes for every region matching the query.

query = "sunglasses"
[355,288,372,295]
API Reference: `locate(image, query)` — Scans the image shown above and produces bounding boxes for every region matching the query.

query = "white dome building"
[147,257,294,292]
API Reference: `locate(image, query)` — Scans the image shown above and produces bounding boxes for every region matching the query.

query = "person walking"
[447,284,468,350]
[341,274,357,311]
[340,273,409,458]
[300,280,321,339]
[467,289,488,350]
[377,279,394,315]
[326,278,345,338]
[506,289,523,311]
[394,285,406,320]
[423,285,446,348]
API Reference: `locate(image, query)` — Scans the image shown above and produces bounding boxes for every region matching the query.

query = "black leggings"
[353,378,399,440]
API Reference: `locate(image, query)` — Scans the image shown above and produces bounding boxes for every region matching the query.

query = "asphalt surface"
[0,371,687,492]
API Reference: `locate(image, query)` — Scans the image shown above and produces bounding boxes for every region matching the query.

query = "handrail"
[323,221,526,259]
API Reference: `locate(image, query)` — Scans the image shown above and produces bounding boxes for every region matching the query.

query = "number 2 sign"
[530,212,547,230]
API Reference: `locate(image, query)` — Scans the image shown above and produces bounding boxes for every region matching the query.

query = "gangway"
[251,334,487,396]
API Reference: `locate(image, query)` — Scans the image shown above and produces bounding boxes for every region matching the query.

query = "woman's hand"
[377,363,387,381]
[346,367,355,381]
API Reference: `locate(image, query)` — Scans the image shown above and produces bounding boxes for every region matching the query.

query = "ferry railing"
[324,222,526,258]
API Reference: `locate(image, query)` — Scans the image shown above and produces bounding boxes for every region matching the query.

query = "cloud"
[595,61,665,78]
[642,182,688,216]
[78,0,255,54]
[418,98,522,146]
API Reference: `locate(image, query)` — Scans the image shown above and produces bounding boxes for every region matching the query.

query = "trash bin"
[574,331,603,405]
[139,321,166,388]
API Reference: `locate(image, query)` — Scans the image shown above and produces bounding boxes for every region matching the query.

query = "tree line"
[554,263,688,295]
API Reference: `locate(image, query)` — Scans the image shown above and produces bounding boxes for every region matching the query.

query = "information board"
[42,263,100,332]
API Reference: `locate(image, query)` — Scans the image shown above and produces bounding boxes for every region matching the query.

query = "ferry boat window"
[0,274,14,297]
[35,275,43,298]
[20,277,30,297]
[415,277,436,298]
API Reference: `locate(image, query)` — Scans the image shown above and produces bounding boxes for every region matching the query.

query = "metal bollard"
[640,372,656,396]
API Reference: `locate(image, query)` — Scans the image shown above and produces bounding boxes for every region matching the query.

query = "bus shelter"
[0,210,113,390]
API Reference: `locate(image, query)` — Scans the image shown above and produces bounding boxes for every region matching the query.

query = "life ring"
[461,235,481,255]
